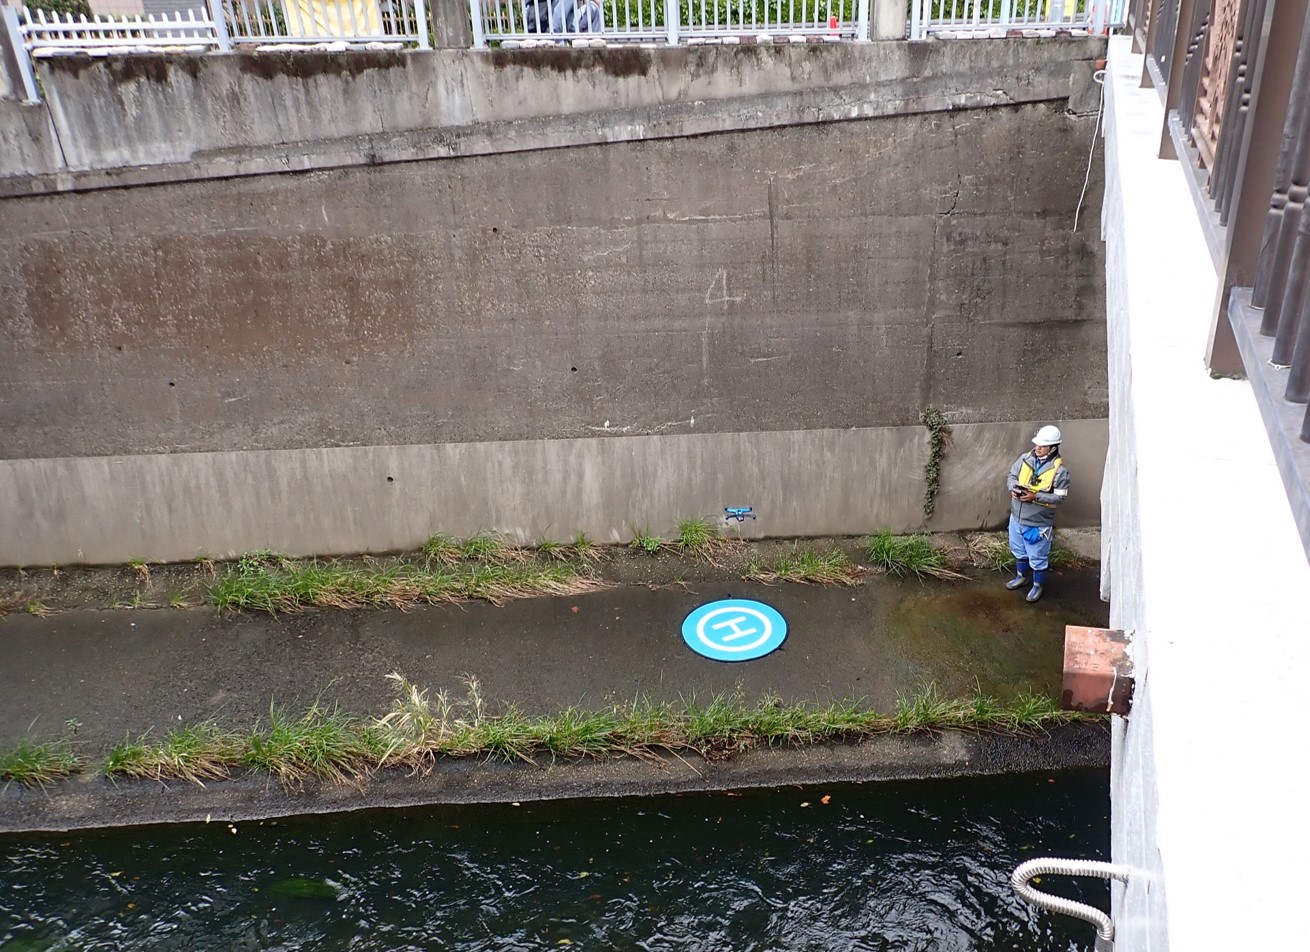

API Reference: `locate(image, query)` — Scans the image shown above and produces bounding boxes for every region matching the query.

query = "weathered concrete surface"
[0,40,1105,189]
[0,420,1106,564]
[0,568,1109,831]
[0,107,1105,459]
[0,725,1110,833]
[0,40,1107,565]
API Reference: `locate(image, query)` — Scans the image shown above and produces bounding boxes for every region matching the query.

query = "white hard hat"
[1032,425,1063,446]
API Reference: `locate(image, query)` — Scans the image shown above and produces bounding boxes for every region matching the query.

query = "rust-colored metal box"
[1062,625,1134,716]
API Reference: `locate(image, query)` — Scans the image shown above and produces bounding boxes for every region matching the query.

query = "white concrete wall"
[1101,36,1310,952]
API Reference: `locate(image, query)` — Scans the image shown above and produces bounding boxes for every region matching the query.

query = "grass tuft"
[676,517,718,550]
[127,558,152,584]
[420,534,460,566]
[863,532,965,580]
[570,532,602,563]
[1,737,81,787]
[459,534,526,565]
[744,548,861,586]
[535,537,568,561]
[630,528,667,556]
[243,703,374,788]
[102,723,243,786]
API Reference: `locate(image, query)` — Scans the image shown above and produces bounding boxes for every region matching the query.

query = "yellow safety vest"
[1018,456,1063,508]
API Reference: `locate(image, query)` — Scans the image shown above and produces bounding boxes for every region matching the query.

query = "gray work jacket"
[1007,451,1070,527]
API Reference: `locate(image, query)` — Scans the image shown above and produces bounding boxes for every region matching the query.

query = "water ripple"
[0,769,1110,951]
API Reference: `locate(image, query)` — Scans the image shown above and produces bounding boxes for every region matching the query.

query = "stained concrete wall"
[0,41,1108,564]
[0,420,1106,565]
[1,103,1106,458]
[0,41,1105,189]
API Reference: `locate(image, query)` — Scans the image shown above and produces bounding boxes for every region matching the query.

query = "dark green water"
[1,769,1109,951]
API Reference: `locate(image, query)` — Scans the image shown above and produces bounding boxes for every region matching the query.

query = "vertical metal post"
[999,0,1013,27]
[414,0,431,46]
[856,0,870,37]
[206,0,232,49]
[469,0,486,45]
[1208,0,1308,375]
[1091,0,1107,32]
[1,6,40,103]
[910,0,922,38]
[1157,0,1199,157]
[664,0,678,43]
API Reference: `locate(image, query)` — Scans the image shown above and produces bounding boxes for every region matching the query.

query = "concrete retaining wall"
[0,420,1105,565]
[0,41,1108,564]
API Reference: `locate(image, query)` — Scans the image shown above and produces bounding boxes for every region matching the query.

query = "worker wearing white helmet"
[1004,425,1070,603]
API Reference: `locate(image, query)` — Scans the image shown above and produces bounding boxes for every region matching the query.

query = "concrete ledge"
[0,419,1107,565]
[0,724,1110,833]
[1228,288,1310,564]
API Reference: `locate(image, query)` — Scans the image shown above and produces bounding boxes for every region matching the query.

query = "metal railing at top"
[217,0,427,44]
[909,0,1118,37]
[8,0,429,54]
[470,0,872,46]
[14,5,221,50]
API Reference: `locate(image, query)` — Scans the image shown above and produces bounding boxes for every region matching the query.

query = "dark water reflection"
[1,768,1109,951]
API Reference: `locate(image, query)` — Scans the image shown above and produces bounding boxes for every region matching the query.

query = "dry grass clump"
[209,551,608,614]
[964,532,1085,572]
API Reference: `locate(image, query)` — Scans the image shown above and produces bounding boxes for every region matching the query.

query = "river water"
[1,768,1108,951]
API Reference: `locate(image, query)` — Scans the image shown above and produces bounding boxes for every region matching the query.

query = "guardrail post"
[999,0,1013,25]
[909,0,923,38]
[873,0,908,36]
[413,0,431,47]
[664,0,679,44]
[856,0,871,39]
[0,6,41,103]
[469,0,485,47]
[1090,0,1107,33]
[206,0,232,50]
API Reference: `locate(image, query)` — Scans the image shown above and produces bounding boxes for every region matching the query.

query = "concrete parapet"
[0,38,1106,191]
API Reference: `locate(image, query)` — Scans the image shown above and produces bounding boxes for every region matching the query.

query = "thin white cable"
[1074,67,1108,234]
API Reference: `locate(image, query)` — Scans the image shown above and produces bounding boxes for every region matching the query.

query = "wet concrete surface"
[0,565,1111,831]
[0,569,1108,752]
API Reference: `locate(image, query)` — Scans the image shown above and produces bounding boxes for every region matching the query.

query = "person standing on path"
[1005,425,1070,603]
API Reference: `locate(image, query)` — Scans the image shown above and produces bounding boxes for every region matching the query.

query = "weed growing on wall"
[920,407,951,521]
